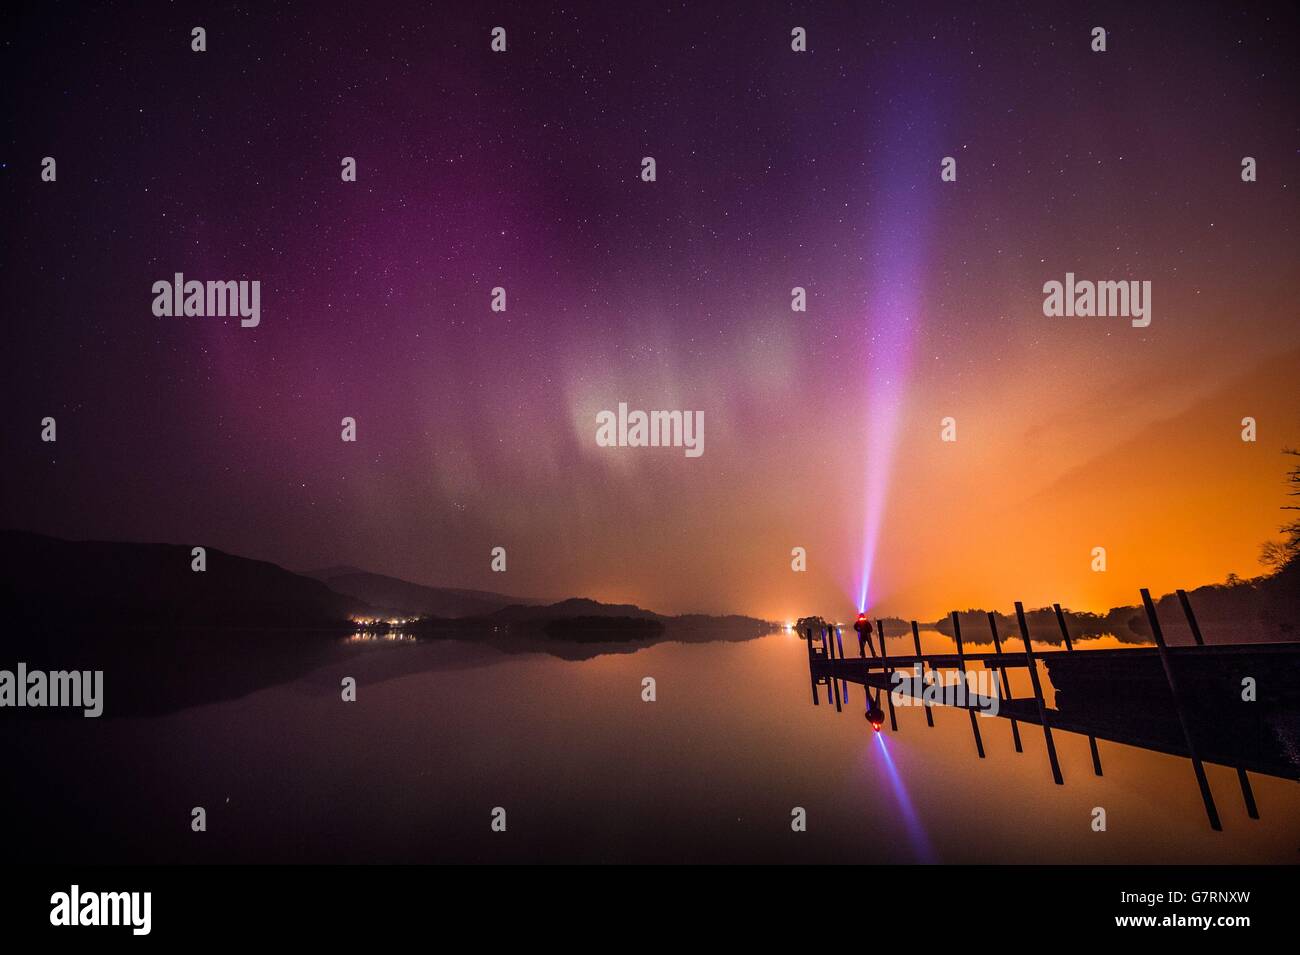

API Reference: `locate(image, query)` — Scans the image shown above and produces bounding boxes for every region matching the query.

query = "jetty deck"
[801,589,1300,831]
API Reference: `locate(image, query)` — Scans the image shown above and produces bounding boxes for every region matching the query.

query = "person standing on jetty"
[854,613,877,658]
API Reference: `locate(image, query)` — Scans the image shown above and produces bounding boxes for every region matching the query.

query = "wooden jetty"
[803,590,1300,831]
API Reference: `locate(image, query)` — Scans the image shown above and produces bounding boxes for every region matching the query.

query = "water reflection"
[347,631,416,643]
[3,630,1298,863]
[803,619,1300,833]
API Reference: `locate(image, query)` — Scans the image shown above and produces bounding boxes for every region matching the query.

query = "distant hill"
[0,530,367,630]
[542,615,665,643]
[489,597,659,622]
[667,613,782,643]
[301,568,546,618]
[0,530,778,652]
[471,598,775,646]
[407,597,775,658]
[301,565,368,579]
[0,532,779,712]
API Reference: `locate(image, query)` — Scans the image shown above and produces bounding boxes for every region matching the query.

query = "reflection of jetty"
[803,589,1300,831]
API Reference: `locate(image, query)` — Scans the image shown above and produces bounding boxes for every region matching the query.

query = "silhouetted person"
[865,689,885,731]
[854,613,876,657]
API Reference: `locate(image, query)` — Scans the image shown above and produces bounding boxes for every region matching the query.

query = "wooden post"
[911,621,933,727]
[987,612,1021,752]
[1051,603,1074,652]
[1054,603,1102,776]
[827,626,843,713]
[806,627,820,706]
[876,619,897,732]
[1015,601,1063,785]
[835,625,849,703]
[1176,589,1206,647]
[1140,588,1221,831]
[1236,768,1260,820]
[952,612,985,758]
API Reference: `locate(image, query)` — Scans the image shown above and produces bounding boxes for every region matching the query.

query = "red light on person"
[866,697,885,732]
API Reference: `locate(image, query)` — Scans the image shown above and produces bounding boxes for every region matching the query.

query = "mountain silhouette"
[301,567,545,618]
[0,530,366,630]
[488,597,660,622]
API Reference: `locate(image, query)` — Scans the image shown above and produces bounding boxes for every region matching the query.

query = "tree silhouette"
[1259,448,1300,572]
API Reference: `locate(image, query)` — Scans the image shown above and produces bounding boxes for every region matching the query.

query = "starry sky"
[3,0,1298,622]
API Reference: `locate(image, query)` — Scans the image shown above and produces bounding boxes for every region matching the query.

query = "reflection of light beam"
[872,732,935,863]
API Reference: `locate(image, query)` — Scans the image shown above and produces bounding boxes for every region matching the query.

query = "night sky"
[3,1,1298,621]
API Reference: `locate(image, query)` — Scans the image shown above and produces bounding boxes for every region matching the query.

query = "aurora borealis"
[3,1,1297,623]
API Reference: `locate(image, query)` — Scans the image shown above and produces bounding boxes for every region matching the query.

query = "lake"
[4,629,1297,863]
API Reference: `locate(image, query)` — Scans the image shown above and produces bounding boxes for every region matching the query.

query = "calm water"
[6,630,1299,863]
